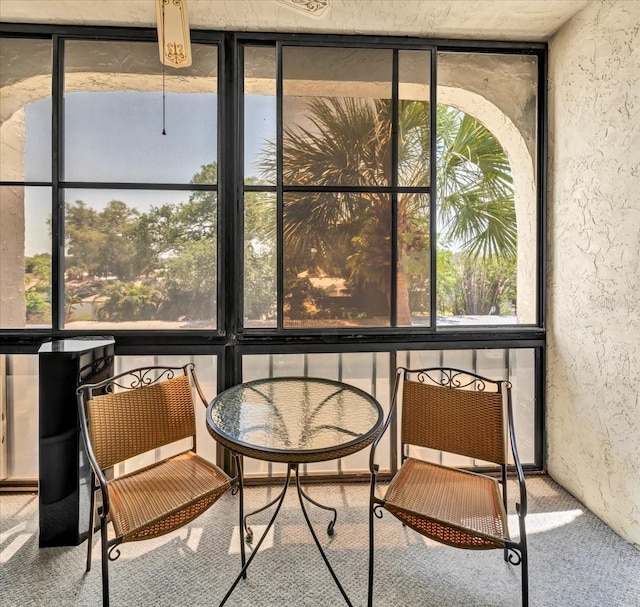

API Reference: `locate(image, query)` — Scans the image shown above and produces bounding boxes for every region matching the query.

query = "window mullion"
[429,49,438,330]
[52,34,64,332]
[276,42,284,332]
[390,50,399,327]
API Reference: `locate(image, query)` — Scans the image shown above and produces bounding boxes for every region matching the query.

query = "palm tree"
[436,106,516,259]
[264,97,516,325]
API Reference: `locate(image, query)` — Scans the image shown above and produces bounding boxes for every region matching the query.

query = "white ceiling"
[0,0,592,41]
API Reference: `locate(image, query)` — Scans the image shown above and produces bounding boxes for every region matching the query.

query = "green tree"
[65,200,142,280]
[264,97,516,324]
[160,240,216,321]
[437,252,516,316]
[134,162,218,321]
[25,252,51,295]
[25,291,50,320]
[244,187,277,322]
[24,253,51,323]
[62,164,220,323]
[95,281,162,321]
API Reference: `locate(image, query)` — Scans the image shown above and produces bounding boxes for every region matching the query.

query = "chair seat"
[383,457,509,549]
[108,451,231,542]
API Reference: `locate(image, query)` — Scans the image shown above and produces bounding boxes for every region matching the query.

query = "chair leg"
[367,502,375,607]
[521,544,529,607]
[86,486,96,572]
[100,519,110,607]
[236,457,247,579]
[517,513,529,607]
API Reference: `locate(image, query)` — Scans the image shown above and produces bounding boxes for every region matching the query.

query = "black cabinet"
[38,338,114,547]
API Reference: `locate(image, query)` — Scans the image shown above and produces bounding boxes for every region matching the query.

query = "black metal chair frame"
[368,366,529,607]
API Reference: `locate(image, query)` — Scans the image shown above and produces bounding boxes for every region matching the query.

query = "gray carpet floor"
[1,476,638,606]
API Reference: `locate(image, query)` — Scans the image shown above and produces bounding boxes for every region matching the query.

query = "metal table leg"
[298,484,337,536]
[218,467,292,607]
[243,468,338,541]
[294,465,353,607]
[219,463,353,607]
[243,480,289,543]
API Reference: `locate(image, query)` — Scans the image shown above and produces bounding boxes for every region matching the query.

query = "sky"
[24,91,276,255]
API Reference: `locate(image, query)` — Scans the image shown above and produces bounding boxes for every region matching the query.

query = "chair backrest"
[400,368,507,465]
[85,370,196,470]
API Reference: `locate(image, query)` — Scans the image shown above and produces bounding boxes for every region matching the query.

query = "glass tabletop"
[206,377,383,464]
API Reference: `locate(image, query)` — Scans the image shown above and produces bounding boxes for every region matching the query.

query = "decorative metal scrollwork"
[104,367,178,392]
[506,546,522,566]
[231,454,242,495]
[78,355,114,383]
[373,503,384,519]
[107,545,121,562]
[415,368,488,391]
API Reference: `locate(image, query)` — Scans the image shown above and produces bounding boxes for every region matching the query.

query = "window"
[0,37,52,329]
[436,52,539,326]
[0,28,546,484]
[242,43,539,330]
[62,39,219,329]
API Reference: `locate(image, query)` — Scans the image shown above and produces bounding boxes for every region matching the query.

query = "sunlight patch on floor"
[510,509,584,535]
[0,523,33,564]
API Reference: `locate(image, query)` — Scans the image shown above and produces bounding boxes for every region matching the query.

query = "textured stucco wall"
[548,0,640,547]
[0,0,592,42]
[0,183,26,327]
[0,107,26,326]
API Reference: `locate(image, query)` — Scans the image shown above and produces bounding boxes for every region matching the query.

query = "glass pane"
[509,348,536,464]
[0,38,52,182]
[396,51,432,326]
[63,188,216,329]
[283,192,391,328]
[242,352,391,478]
[0,186,52,328]
[63,40,217,183]
[398,50,431,188]
[436,52,538,326]
[398,348,536,467]
[397,192,430,326]
[244,46,276,185]
[244,192,276,328]
[1,355,39,479]
[282,46,392,187]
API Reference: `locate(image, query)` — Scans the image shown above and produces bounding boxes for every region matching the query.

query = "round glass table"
[206,376,383,606]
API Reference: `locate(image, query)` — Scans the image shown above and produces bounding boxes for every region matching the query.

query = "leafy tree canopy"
[260,97,517,323]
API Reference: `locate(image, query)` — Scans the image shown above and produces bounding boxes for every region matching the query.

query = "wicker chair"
[77,364,245,607]
[368,367,528,607]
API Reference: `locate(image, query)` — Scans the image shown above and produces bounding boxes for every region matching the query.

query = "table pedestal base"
[219,463,353,607]
[244,475,337,542]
